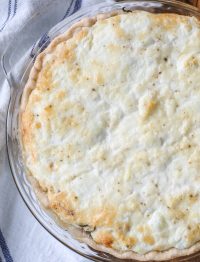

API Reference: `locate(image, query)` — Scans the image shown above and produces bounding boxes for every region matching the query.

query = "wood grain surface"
[180,0,200,8]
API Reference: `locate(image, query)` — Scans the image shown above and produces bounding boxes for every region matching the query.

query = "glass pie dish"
[2,0,200,261]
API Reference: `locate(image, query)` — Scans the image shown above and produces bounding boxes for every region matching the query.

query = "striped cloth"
[0,0,100,261]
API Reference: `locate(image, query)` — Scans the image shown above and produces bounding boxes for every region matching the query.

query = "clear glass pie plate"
[2,0,200,261]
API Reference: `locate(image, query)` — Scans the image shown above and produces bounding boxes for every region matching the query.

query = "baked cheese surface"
[21,12,200,254]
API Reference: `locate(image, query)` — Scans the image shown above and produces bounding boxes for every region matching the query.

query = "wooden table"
[181,0,200,8]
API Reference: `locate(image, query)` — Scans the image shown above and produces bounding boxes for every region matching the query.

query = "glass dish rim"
[4,1,200,261]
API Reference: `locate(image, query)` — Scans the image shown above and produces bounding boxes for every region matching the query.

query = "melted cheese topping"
[21,12,200,254]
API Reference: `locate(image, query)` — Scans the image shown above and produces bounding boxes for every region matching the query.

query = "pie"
[20,11,200,261]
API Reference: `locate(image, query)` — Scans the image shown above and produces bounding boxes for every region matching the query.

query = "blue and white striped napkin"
[0,1,101,261]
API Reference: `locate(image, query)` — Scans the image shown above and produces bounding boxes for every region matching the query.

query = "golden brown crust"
[20,11,200,261]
